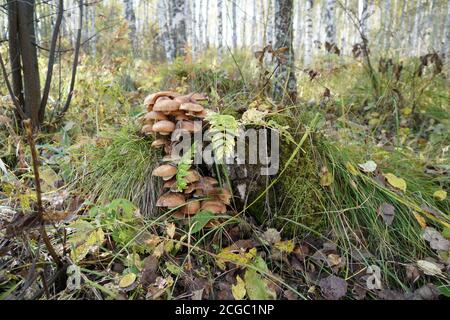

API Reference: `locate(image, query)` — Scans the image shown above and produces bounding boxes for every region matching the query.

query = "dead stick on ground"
[24,119,63,267]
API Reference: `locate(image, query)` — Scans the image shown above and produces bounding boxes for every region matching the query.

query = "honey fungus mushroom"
[153,99,180,113]
[152,164,177,180]
[156,192,185,208]
[151,139,168,148]
[201,200,227,214]
[181,200,201,215]
[145,111,168,122]
[152,120,175,135]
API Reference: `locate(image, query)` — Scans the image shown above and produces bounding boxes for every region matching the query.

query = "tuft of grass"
[77,125,160,215]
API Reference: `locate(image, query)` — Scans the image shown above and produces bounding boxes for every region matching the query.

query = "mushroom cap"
[180,102,204,112]
[151,138,168,148]
[145,111,168,121]
[177,120,202,133]
[173,95,193,104]
[175,113,190,121]
[181,200,201,215]
[185,169,201,184]
[207,187,232,205]
[163,178,176,189]
[190,109,208,119]
[201,200,227,214]
[152,120,175,135]
[156,192,185,208]
[153,99,180,113]
[145,91,180,109]
[141,124,154,135]
[184,182,200,193]
[152,164,177,178]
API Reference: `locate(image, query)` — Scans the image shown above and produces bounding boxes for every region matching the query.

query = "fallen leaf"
[358,160,377,173]
[244,268,276,300]
[422,227,450,251]
[166,222,176,239]
[346,162,359,175]
[318,275,347,300]
[413,212,427,229]
[119,273,137,288]
[320,170,333,187]
[433,190,447,201]
[417,260,443,276]
[274,240,295,253]
[366,265,382,290]
[377,203,395,226]
[383,173,407,192]
[231,276,246,300]
[327,254,342,267]
[262,228,281,244]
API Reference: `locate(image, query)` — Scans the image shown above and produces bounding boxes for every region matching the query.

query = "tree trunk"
[294,0,303,60]
[205,0,209,48]
[7,0,24,117]
[17,0,41,126]
[123,0,138,56]
[171,0,187,57]
[198,0,204,51]
[411,0,422,57]
[232,0,237,50]
[251,0,257,46]
[217,0,223,61]
[273,0,296,104]
[303,0,314,67]
[325,0,336,50]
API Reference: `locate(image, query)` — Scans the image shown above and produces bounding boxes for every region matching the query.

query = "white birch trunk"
[304,0,314,67]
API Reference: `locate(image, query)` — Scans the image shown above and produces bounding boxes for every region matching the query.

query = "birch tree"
[273,0,297,103]
[324,0,336,50]
[304,0,314,67]
[171,0,187,57]
[217,0,223,60]
[232,0,237,50]
[123,0,138,56]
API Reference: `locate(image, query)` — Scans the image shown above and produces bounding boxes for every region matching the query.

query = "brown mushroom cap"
[152,120,175,135]
[185,169,201,183]
[177,120,202,133]
[153,99,180,113]
[181,200,201,215]
[145,91,180,109]
[201,200,227,214]
[180,102,204,112]
[163,178,176,189]
[151,138,168,148]
[141,124,154,135]
[207,187,232,205]
[145,111,168,121]
[190,109,208,119]
[152,164,177,180]
[173,95,193,104]
[175,113,190,121]
[156,192,185,208]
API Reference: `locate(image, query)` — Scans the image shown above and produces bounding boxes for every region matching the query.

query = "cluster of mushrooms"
[141,91,232,224]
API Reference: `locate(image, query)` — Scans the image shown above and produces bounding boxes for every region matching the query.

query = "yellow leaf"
[274,240,295,253]
[383,173,407,192]
[119,273,137,288]
[216,247,257,270]
[433,190,447,201]
[345,162,359,176]
[401,107,412,116]
[166,222,176,239]
[231,276,246,300]
[320,171,333,187]
[413,212,427,229]
[153,241,165,258]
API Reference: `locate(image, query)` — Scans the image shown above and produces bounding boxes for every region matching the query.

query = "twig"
[23,120,63,267]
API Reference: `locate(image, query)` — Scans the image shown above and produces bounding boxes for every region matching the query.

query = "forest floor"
[0,52,449,300]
